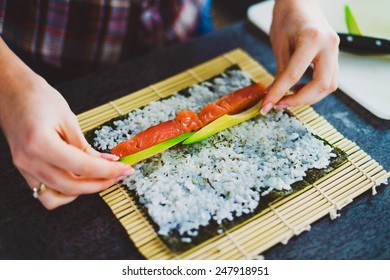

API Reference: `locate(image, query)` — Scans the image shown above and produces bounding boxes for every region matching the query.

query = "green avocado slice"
[119,132,195,165]
[183,101,263,145]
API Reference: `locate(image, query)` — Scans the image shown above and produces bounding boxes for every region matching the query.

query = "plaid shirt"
[0,0,211,75]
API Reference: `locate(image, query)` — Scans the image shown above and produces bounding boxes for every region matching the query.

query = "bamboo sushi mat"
[78,49,389,260]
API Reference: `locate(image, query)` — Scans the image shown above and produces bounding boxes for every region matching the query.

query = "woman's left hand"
[261,0,340,114]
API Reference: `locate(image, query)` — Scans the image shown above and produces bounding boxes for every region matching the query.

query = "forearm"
[0,37,42,130]
[0,36,133,209]
[0,36,37,88]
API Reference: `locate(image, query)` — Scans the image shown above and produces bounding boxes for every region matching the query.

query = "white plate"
[248,0,390,120]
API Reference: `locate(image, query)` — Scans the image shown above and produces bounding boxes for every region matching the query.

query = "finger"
[59,115,85,150]
[60,116,101,158]
[261,42,317,114]
[39,187,78,210]
[81,141,119,161]
[291,83,306,93]
[100,153,120,161]
[38,133,133,179]
[272,38,292,79]
[26,159,123,196]
[277,51,338,106]
[21,170,78,210]
[82,142,120,161]
[77,137,119,162]
[273,83,307,109]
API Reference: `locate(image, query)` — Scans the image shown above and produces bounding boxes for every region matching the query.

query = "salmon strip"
[111,110,202,158]
[199,83,267,125]
[111,82,266,158]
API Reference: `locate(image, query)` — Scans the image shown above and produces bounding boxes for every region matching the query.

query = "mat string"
[223,54,235,65]
[253,254,265,260]
[312,183,342,220]
[187,69,202,82]
[347,158,378,195]
[224,231,253,260]
[118,184,160,238]
[149,85,164,98]
[117,184,183,260]
[269,204,311,245]
[118,184,144,220]
[109,101,124,116]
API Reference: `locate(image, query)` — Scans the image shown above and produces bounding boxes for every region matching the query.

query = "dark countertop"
[0,21,389,260]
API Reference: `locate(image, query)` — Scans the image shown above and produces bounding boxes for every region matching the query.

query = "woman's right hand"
[261,0,339,113]
[0,38,134,210]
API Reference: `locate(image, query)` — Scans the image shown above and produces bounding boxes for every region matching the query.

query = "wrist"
[275,0,319,3]
[274,0,320,10]
[0,41,39,91]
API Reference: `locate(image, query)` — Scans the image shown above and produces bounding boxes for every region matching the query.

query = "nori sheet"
[85,66,348,252]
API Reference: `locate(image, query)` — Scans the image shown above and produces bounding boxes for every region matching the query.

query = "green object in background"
[183,101,263,145]
[120,132,195,165]
[345,4,362,35]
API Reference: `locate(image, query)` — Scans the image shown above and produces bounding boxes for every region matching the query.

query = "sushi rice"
[93,70,336,240]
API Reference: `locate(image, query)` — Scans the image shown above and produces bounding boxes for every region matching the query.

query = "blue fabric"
[198,0,214,34]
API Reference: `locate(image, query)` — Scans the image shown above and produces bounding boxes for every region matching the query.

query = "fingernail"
[115,176,127,182]
[274,104,289,109]
[116,168,134,182]
[260,102,274,115]
[101,153,120,161]
[121,168,134,177]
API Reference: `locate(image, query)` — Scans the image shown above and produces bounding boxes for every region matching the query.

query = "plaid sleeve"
[0,0,5,34]
[0,0,211,76]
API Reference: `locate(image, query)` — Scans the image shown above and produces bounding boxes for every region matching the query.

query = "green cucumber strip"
[119,132,195,165]
[345,5,362,35]
[183,101,262,145]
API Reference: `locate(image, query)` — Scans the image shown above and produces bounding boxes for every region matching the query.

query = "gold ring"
[32,183,47,199]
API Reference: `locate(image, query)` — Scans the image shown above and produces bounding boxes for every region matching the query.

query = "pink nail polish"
[121,168,134,177]
[101,153,119,161]
[116,168,134,182]
[260,102,274,115]
[275,104,289,109]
